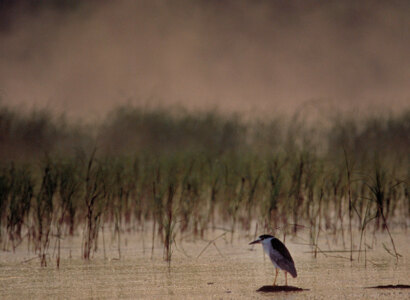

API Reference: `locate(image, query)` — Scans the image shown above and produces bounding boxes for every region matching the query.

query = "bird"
[249,234,297,286]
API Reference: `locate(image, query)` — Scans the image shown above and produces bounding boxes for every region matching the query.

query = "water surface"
[1,231,409,299]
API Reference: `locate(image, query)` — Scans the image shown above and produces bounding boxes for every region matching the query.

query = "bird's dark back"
[271,238,294,264]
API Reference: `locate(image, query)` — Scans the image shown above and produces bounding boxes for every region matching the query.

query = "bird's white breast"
[261,237,282,268]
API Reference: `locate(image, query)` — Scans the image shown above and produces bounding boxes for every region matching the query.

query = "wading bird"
[249,234,297,286]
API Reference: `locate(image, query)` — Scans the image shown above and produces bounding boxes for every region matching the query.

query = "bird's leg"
[273,268,278,286]
[285,272,288,286]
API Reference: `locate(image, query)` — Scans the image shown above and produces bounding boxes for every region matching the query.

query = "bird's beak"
[249,238,261,245]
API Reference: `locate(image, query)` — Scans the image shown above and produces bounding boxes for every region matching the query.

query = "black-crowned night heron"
[249,234,297,286]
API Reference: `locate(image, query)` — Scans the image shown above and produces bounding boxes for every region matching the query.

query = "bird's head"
[249,234,274,245]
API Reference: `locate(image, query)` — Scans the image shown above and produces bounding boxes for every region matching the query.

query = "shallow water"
[0,231,409,299]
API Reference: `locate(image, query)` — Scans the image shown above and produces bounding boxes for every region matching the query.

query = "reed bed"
[0,104,408,265]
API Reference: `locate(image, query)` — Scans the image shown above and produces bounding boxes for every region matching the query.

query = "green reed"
[3,165,34,252]
[0,104,408,265]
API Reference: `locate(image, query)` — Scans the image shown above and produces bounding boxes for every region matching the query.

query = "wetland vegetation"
[0,103,409,267]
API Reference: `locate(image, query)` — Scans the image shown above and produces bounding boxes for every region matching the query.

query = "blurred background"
[1,0,409,160]
[0,0,409,117]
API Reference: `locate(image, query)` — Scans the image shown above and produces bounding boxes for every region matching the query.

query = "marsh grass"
[34,159,58,266]
[82,150,106,260]
[163,182,176,262]
[55,159,80,267]
[3,165,33,252]
[0,104,408,265]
